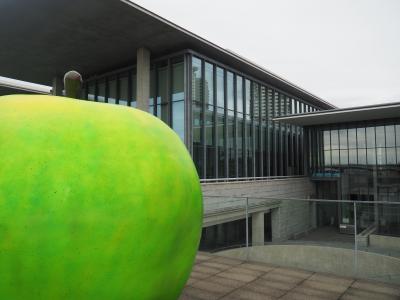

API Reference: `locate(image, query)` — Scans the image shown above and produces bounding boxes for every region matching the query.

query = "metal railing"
[200,175,306,184]
[200,196,400,284]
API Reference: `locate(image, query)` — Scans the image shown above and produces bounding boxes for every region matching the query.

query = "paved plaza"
[179,253,400,300]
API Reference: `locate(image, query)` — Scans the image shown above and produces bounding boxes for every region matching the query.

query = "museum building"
[1,0,399,249]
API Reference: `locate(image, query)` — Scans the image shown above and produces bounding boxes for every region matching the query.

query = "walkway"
[179,253,400,300]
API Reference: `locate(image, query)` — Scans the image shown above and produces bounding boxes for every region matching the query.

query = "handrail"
[200,175,306,184]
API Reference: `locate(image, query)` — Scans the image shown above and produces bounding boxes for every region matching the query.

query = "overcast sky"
[134,0,400,108]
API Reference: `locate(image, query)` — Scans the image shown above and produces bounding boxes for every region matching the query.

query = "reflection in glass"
[119,76,128,106]
[348,128,357,148]
[216,68,224,108]
[339,129,348,149]
[357,148,366,165]
[193,102,203,176]
[386,148,396,165]
[340,149,348,165]
[323,130,330,150]
[367,148,376,165]
[173,101,185,141]
[357,127,366,148]
[97,81,105,102]
[385,125,395,147]
[108,79,117,104]
[331,130,339,149]
[366,127,375,148]
[376,148,386,165]
[217,108,225,178]
[205,104,215,178]
[192,57,202,103]
[204,62,214,105]
[376,126,385,147]
[236,76,243,114]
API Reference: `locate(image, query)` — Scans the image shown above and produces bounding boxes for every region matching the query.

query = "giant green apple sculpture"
[0,95,203,299]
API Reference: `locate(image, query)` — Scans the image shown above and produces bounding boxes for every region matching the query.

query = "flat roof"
[274,101,400,126]
[0,0,335,109]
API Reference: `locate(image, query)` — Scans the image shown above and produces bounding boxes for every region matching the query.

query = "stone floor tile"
[200,261,232,271]
[351,279,400,297]
[290,286,341,299]
[191,278,237,294]
[180,286,221,300]
[192,264,221,275]
[186,277,199,286]
[272,267,313,279]
[240,262,276,273]
[190,271,212,280]
[210,255,243,265]
[301,279,349,294]
[308,272,354,287]
[206,275,246,289]
[252,277,297,292]
[222,288,278,300]
[341,287,400,300]
[262,272,305,284]
[227,266,265,277]
[217,270,259,283]
[245,280,287,298]
[280,291,330,300]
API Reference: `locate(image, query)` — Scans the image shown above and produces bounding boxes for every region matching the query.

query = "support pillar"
[252,212,265,246]
[136,47,151,111]
[52,76,63,96]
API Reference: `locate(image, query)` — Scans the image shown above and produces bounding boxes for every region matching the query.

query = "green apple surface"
[0,95,203,299]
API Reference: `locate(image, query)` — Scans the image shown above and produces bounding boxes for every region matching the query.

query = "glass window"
[340,150,348,165]
[205,104,215,179]
[323,130,330,150]
[88,83,95,101]
[97,80,106,102]
[217,107,225,178]
[157,65,169,123]
[366,127,375,148]
[332,150,339,165]
[348,128,357,148]
[396,125,400,147]
[324,150,331,166]
[387,148,396,164]
[375,126,385,147]
[227,72,234,111]
[385,125,395,147]
[376,147,386,165]
[204,62,214,105]
[192,57,202,103]
[216,68,224,108]
[245,79,251,117]
[193,102,203,176]
[339,129,348,149]
[236,76,243,114]
[108,78,117,104]
[173,101,185,141]
[331,130,339,149]
[119,75,128,106]
[172,61,184,102]
[357,148,366,165]
[367,148,376,165]
[349,149,357,165]
[357,127,366,148]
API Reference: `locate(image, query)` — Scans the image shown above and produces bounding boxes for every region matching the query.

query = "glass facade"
[82,50,324,181]
[190,55,319,179]
[83,55,185,142]
[309,120,400,236]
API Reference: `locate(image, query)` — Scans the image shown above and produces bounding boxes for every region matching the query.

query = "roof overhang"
[274,102,400,126]
[0,0,335,109]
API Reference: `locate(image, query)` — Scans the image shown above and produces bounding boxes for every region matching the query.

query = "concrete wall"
[370,234,400,251]
[201,177,317,242]
[218,245,400,284]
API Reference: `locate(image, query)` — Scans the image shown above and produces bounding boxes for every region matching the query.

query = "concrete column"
[252,212,265,246]
[52,76,63,96]
[136,47,151,111]
[271,207,282,242]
